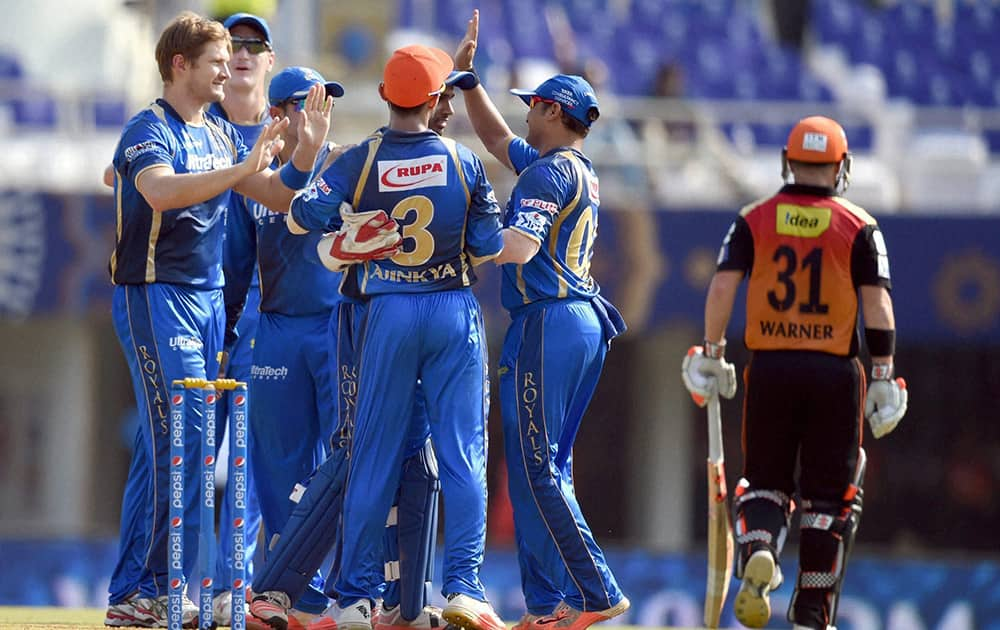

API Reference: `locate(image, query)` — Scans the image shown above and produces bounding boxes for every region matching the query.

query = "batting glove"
[865,367,907,439]
[681,344,737,407]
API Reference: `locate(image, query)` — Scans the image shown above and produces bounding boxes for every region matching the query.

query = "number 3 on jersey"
[390,195,435,267]
[767,246,829,314]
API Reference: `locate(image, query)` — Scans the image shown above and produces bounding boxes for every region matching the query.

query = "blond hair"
[155,11,230,83]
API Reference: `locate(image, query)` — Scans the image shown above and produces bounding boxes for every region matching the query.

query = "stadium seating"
[395,0,1000,211]
[812,0,999,110]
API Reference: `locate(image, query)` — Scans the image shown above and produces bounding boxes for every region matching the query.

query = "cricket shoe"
[528,598,630,630]
[308,599,373,630]
[374,604,449,630]
[441,594,505,630]
[734,549,783,629]
[214,588,253,626]
[249,591,297,630]
[511,604,561,630]
[105,593,198,628]
[179,594,200,628]
[105,592,156,627]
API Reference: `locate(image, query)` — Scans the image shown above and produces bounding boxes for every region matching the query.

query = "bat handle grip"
[707,395,724,463]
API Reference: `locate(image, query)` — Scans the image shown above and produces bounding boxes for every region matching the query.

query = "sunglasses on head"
[231,37,271,55]
[530,95,557,108]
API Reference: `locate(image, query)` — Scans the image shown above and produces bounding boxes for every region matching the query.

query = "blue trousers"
[334,289,489,605]
[251,301,433,610]
[499,299,625,614]
[108,283,224,601]
[249,309,336,613]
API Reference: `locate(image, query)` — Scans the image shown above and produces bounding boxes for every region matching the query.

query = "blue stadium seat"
[13,91,56,127]
[851,13,890,66]
[983,129,1000,156]
[93,98,127,129]
[434,0,479,36]
[886,3,935,41]
[0,50,23,78]
[965,50,995,106]
[611,31,660,96]
[503,0,555,59]
[884,49,921,98]
[720,120,873,153]
[811,0,866,46]
[797,75,834,102]
[954,2,995,49]
[564,0,617,34]
[719,121,787,149]
[628,0,666,36]
[842,124,873,152]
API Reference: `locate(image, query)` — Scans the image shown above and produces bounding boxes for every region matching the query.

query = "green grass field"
[0,608,703,630]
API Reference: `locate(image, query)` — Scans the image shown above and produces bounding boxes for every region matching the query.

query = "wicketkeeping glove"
[316,203,402,272]
[865,372,907,439]
[681,345,737,407]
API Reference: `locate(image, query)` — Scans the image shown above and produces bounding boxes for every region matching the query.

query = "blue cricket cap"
[269,66,345,105]
[445,70,477,90]
[510,74,601,127]
[224,13,272,45]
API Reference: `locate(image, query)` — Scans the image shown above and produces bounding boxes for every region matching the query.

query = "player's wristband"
[463,66,480,89]
[450,66,480,90]
[703,339,726,359]
[871,363,894,380]
[865,327,895,357]
[279,161,311,191]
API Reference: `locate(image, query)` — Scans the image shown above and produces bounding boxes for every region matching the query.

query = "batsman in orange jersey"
[682,116,908,630]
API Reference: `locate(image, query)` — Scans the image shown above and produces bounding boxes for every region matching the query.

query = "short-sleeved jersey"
[109,99,249,288]
[500,137,602,311]
[257,143,343,314]
[718,184,892,356]
[210,102,267,293]
[290,127,503,296]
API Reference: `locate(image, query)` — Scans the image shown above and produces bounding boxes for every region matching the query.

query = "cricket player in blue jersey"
[219,64,349,628]
[453,12,630,630]
[244,68,478,630]
[280,45,505,630]
[209,12,276,622]
[104,11,335,627]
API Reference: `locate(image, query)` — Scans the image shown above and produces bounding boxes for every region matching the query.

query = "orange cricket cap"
[785,116,849,164]
[382,45,455,108]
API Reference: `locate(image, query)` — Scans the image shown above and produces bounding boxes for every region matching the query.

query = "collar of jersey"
[539,145,588,161]
[381,127,440,141]
[781,183,836,197]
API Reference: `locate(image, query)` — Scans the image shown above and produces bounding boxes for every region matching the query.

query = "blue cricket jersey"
[502,137,602,310]
[210,102,266,294]
[109,99,249,288]
[290,128,503,296]
[227,142,344,315]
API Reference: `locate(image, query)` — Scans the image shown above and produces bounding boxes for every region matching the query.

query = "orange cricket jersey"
[741,192,876,356]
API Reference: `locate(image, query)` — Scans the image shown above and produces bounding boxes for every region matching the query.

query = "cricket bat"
[704,395,734,629]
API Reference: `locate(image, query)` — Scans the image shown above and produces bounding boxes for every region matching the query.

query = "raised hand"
[245,117,289,174]
[297,83,333,151]
[454,9,479,71]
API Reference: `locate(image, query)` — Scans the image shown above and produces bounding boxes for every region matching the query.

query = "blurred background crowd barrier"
[1,1,998,628]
